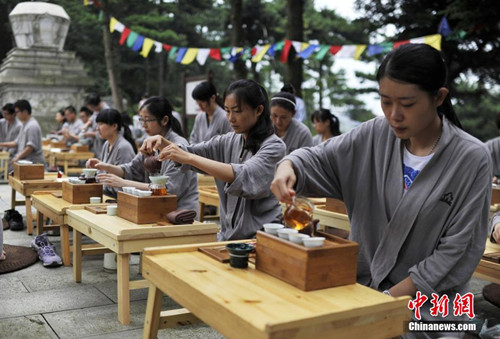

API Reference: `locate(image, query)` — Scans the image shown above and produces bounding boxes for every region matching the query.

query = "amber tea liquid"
[151,187,167,196]
[283,206,312,230]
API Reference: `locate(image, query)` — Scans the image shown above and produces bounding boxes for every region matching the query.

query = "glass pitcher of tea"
[283,196,315,231]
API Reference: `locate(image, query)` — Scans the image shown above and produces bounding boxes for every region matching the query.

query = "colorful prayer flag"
[140,38,154,58]
[181,48,199,65]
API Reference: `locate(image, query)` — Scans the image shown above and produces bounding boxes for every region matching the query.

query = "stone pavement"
[1,182,500,338]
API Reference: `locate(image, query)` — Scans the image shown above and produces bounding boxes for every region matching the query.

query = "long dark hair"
[223,79,274,154]
[376,43,462,129]
[140,96,184,138]
[311,108,341,137]
[96,109,137,153]
[192,81,223,107]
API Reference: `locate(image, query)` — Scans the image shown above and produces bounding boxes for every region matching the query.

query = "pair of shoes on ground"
[2,209,24,231]
[30,233,62,267]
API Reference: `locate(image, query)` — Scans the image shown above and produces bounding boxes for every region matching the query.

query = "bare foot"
[0,250,6,261]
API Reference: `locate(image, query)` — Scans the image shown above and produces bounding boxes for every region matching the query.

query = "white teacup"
[82,168,98,178]
[17,160,33,164]
[149,175,169,185]
[263,223,285,235]
[289,233,310,245]
[276,228,298,240]
[89,196,101,204]
[107,205,117,216]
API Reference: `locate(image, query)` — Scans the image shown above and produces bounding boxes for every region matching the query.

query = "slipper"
[483,283,500,308]
[0,250,6,261]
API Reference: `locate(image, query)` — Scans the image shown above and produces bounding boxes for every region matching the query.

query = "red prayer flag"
[280,39,292,63]
[162,44,172,52]
[119,28,131,45]
[251,47,257,56]
[393,40,410,49]
[329,45,342,55]
[209,48,221,61]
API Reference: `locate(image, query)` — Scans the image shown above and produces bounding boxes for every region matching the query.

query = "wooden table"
[197,173,215,187]
[474,240,500,284]
[49,150,94,175]
[66,207,219,325]
[8,174,63,235]
[198,186,219,222]
[0,150,10,180]
[313,206,350,232]
[141,242,411,339]
[31,191,113,266]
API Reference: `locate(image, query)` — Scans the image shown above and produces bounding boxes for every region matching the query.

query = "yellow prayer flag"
[251,44,270,63]
[354,45,367,60]
[109,17,118,33]
[424,34,442,51]
[181,48,199,65]
[140,38,154,58]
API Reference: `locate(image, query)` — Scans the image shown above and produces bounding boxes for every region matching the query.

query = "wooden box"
[255,231,358,291]
[116,191,177,224]
[492,187,500,205]
[71,144,89,152]
[62,181,103,204]
[325,197,347,215]
[13,163,45,180]
[50,140,67,148]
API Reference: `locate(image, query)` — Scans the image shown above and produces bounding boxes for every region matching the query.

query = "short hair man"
[61,105,84,145]
[0,99,44,164]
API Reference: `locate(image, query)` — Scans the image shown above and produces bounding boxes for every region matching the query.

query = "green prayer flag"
[126,31,138,48]
[168,46,178,59]
[314,45,331,60]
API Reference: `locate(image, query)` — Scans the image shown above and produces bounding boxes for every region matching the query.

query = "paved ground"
[1,182,500,338]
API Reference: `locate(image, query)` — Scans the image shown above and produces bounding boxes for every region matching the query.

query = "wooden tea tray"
[483,251,500,263]
[51,191,63,198]
[84,205,108,214]
[198,244,256,264]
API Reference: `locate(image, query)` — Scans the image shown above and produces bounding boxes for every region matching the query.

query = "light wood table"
[474,240,500,284]
[197,173,215,187]
[8,174,63,235]
[198,186,219,222]
[66,207,219,325]
[31,191,113,266]
[313,207,350,232]
[141,242,411,339]
[49,150,94,175]
[0,150,10,180]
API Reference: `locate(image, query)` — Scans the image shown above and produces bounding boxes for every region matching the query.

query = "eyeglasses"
[138,117,157,124]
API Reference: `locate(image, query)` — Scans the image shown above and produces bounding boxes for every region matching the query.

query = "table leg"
[117,253,131,325]
[61,224,71,266]
[36,210,44,236]
[199,202,205,222]
[64,160,68,176]
[73,230,82,283]
[10,187,15,209]
[26,196,33,235]
[142,285,163,339]
[3,159,7,180]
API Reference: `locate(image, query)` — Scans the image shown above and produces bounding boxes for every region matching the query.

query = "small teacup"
[107,205,117,216]
[122,187,135,194]
[82,168,98,178]
[277,228,298,240]
[89,196,101,204]
[263,223,285,235]
[289,233,310,245]
[226,243,255,269]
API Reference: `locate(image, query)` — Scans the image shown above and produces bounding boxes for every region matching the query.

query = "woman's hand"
[140,135,170,155]
[97,173,126,188]
[86,158,100,168]
[157,143,191,164]
[492,223,500,243]
[270,160,297,204]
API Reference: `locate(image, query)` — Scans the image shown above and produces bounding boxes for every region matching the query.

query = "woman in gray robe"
[86,109,137,197]
[189,81,232,144]
[272,44,491,336]
[143,80,286,240]
[270,92,313,154]
[88,97,198,215]
[311,108,341,146]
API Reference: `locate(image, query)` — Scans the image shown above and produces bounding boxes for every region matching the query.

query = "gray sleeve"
[120,153,146,181]
[490,212,500,243]
[409,148,491,294]
[114,142,136,165]
[225,139,286,199]
[25,123,42,151]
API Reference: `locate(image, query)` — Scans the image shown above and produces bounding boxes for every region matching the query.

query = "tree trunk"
[230,0,247,80]
[285,0,304,98]
[158,52,164,96]
[101,0,123,111]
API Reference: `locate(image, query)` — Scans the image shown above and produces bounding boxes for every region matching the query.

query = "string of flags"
[85,1,448,65]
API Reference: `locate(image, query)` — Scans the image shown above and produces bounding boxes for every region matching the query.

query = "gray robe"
[312,134,322,146]
[62,119,84,145]
[279,118,313,154]
[100,135,136,197]
[183,132,286,240]
[284,116,491,299]
[0,118,22,156]
[15,117,44,164]
[189,105,232,144]
[121,129,198,215]
[485,136,500,176]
